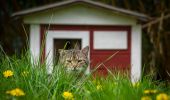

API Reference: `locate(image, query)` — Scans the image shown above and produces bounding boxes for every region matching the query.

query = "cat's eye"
[67,60,71,63]
[78,60,82,62]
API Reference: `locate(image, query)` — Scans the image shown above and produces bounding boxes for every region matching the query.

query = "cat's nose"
[73,67,77,71]
[72,62,77,67]
[73,65,78,70]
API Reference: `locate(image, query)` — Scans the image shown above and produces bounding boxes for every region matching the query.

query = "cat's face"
[58,46,89,72]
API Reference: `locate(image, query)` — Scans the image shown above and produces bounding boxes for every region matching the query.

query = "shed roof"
[12,0,150,21]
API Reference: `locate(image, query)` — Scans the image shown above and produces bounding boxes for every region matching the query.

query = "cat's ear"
[58,49,65,55]
[82,46,89,56]
[74,42,81,50]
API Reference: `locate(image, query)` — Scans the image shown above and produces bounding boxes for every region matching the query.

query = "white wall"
[24,4,137,25]
[131,25,142,83]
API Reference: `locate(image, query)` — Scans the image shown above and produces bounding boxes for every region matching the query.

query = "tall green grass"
[0,51,170,100]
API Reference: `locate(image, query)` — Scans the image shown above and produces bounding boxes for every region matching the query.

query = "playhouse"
[12,0,149,82]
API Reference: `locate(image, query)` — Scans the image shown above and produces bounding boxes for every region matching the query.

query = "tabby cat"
[58,46,89,74]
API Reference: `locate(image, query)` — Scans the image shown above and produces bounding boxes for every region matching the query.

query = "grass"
[0,52,170,100]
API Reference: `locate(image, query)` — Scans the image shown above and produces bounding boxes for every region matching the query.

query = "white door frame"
[46,30,90,74]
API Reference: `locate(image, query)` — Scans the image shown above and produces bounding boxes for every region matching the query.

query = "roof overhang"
[12,0,150,21]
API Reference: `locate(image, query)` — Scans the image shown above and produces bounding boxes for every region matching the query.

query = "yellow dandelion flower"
[21,71,29,77]
[141,96,152,100]
[96,84,102,90]
[156,93,169,100]
[6,88,25,96]
[3,70,13,78]
[62,91,74,100]
[144,89,158,94]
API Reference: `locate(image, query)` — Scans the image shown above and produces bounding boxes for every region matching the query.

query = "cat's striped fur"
[58,46,89,73]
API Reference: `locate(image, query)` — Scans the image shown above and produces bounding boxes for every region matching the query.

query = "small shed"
[12,0,149,82]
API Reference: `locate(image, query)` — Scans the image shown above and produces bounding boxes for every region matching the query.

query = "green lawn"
[0,53,170,100]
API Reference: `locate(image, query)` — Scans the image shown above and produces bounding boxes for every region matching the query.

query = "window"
[94,31,127,49]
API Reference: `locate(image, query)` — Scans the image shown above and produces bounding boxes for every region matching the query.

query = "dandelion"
[21,71,29,77]
[3,70,13,78]
[156,93,169,100]
[62,91,74,100]
[141,96,152,100]
[6,88,25,96]
[144,89,158,94]
[96,84,102,90]
[93,80,103,90]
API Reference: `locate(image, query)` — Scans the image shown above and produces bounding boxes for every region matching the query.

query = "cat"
[58,46,89,74]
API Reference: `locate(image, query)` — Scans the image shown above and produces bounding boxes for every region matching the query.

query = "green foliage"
[0,53,169,100]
